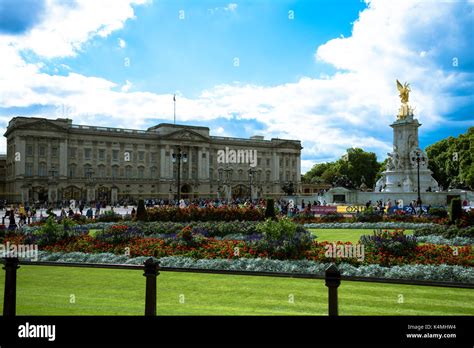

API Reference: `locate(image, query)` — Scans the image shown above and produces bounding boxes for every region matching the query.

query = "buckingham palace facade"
[3,117,302,203]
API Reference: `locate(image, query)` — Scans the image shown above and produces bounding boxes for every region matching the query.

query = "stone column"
[197,147,202,179]
[272,151,279,181]
[15,137,26,177]
[160,148,166,179]
[59,139,68,178]
[203,148,210,179]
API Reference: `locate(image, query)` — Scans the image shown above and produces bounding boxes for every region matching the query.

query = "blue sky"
[0,0,472,173]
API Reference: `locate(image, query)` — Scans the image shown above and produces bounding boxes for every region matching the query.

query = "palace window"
[111,166,119,178]
[25,163,33,177]
[51,147,58,157]
[39,146,46,157]
[150,152,157,163]
[125,166,132,179]
[84,165,93,178]
[138,167,144,179]
[138,151,145,161]
[98,165,106,178]
[26,145,33,157]
[84,148,92,160]
[38,163,47,176]
[98,149,106,161]
[68,147,77,159]
[112,150,119,161]
[68,165,76,178]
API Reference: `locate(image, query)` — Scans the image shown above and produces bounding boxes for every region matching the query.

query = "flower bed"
[146,206,265,222]
[7,230,471,267]
[15,251,474,283]
[304,222,439,229]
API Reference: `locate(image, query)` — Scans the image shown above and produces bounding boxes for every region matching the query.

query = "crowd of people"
[1,195,471,230]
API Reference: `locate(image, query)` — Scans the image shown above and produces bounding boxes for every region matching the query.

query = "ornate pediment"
[6,118,68,137]
[163,129,210,142]
[274,140,302,150]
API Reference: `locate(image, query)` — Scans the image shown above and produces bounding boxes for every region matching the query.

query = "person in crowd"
[86,207,93,219]
[131,207,136,219]
[8,210,16,230]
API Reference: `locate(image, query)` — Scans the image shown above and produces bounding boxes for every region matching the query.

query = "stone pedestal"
[376,111,439,193]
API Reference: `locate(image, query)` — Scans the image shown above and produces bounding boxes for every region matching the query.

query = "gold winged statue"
[396,80,410,103]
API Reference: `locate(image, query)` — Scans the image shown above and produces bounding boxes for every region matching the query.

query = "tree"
[265,198,276,220]
[426,127,474,190]
[303,148,381,189]
[136,199,148,221]
[336,148,380,188]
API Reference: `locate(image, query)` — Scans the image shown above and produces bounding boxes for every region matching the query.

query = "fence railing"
[2,257,473,316]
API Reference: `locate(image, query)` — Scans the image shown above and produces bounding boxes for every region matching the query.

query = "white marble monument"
[375,81,439,193]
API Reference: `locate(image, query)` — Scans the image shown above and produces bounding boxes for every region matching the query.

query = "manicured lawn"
[0,265,472,315]
[310,229,414,243]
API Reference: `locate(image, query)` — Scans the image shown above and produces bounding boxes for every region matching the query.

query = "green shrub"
[136,199,148,221]
[320,213,345,222]
[26,216,66,247]
[414,225,474,238]
[255,217,314,259]
[449,198,463,224]
[96,211,123,222]
[428,207,448,218]
[265,199,276,220]
[359,229,417,258]
[355,211,383,223]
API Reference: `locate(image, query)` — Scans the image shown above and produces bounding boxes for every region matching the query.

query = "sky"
[0,0,472,174]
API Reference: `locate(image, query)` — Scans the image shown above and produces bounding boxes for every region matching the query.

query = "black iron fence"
[2,257,473,317]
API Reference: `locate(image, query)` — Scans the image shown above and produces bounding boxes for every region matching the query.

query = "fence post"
[3,257,20,317]
[325,263,341,316]
[143,257,160,316]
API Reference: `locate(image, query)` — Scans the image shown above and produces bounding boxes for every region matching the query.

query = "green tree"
[304,148,381,189]
[426,127,474,190]
[335,148,380,188]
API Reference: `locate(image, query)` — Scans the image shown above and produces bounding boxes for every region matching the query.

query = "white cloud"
[121,80,132,92]
[10,0,149,58]
[225,3,238,12]
[118,38,126,49]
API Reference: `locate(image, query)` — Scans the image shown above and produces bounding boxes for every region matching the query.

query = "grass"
[0,265,472,316]
[310,229,414,243]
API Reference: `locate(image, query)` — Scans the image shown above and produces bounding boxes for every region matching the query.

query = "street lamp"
[171,146,187,202]
[248,167,256,200]
[411,151,426,215]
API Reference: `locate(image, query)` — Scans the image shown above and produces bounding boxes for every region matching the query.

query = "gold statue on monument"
[396,80,410,103]
[396,80,413,120]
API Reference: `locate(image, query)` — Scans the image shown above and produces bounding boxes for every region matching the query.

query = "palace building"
[3,117,302,203]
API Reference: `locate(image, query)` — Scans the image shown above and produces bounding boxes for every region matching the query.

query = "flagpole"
[173,94,176,124]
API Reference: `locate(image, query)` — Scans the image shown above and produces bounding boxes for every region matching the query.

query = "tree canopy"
[426,127,474,190]
[303,148,381,189]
